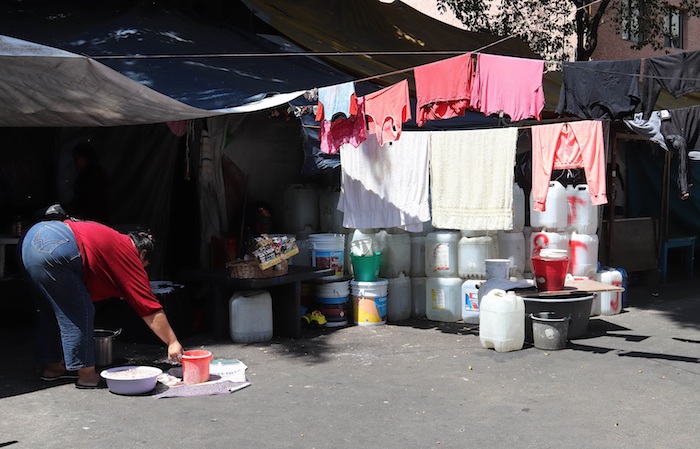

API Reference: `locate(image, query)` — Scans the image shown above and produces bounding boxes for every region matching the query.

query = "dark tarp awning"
[0,3,357,127]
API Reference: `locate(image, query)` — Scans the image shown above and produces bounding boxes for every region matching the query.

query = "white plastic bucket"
[497,231,526,279]
[309,233,346,277]
[410,277,427,318]
[569,232,599,277]
[387,274,411,322]
[479,289,525,352]
[461,279,483,324]
[351,279,388,326]
[374,229,411,278]
[229,290,273,343]
[425,277,463,322]
[530,181,567,231]
[315,280,350,327]
[458,234,497,279]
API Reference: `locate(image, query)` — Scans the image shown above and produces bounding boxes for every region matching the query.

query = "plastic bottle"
[425,277,463,322]
[424,231,460,277]
[479,289,525,352]
[387,273,411,322]
[374,229,411,278]
[530,180,567,231]
[512,183,526,232]
[461,279,483,324]
[410,277,427,318]
[457,233,497,279]
[497,231,526,279]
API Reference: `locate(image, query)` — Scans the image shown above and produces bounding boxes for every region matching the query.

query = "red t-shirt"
[66,220,162,317]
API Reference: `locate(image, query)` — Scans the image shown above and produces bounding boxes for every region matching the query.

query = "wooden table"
[183,265,334,340]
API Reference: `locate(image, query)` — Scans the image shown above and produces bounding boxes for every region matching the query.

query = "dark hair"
[128,229,155,262]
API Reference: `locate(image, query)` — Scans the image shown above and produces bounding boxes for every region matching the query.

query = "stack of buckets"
[348,232,387,326]
[309,233,350,327]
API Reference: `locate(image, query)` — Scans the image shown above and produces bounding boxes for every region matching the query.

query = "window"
[664,7,684,49]
[621,0,642,43]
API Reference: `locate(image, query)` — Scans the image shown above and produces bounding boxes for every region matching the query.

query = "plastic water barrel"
[374,229,411,278]
[229,290,273,343]
[530,181,567,231]
[315,280,350,327]
[425,277,463,322]
[425,231,460,277]
[457,234,497,279]
[479,289,525,352]
[387,274,411,322]
[569,232,599,277]
[512,183,526,232]
[409,235,426,277]
[595,270,623,315]
[567,184,599,235]
[309,233,346,277]
[318,188,344,233]
[461,279,483,324]
[497,231,526,279]
[283,184,319,232]
[351,279,389,326]
[410,277,427,318]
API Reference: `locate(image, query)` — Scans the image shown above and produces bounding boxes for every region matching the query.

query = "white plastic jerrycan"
[479,289,525,352]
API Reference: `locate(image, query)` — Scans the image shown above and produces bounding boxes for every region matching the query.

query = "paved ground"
[2,270,700,449]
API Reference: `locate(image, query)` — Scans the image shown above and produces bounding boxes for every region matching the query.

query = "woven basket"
[226,258,289,279]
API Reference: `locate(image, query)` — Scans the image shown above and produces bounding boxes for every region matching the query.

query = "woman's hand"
[168,341,184,364]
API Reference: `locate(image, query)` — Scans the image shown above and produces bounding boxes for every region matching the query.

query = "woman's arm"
[142,309,184,363]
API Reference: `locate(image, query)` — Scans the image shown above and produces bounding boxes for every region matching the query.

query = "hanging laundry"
[556,59,641,120]
[300,114,341,176]
[531,120,607,212]
[660,105,700,200]
[364,79,411,145]
[470,53,545,122]
[430,128,518,230]
[414,53,474,127]
[319,96,367,154]
[623,111,669,151]
[338,131,429,231]
[642,50,700,119]
[315,81,358,121]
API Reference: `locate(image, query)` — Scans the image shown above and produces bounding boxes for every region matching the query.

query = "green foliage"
[437,0,700,61]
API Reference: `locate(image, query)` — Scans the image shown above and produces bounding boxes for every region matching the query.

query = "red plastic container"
[182,349,213,385]
[531,256,569,292]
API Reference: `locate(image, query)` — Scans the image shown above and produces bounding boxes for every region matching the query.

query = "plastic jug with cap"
[479,289,525,352]
[530,181,567,231]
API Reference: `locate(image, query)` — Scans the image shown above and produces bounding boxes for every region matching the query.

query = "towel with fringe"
[430,128,518,230]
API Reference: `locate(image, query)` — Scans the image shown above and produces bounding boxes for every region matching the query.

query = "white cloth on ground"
[338,131,430,231]
[430,128,518,230]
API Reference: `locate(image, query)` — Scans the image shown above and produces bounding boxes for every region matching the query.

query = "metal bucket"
[530,313,570,350]
[94,328,121,366]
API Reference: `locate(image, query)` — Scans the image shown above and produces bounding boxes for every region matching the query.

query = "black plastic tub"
[522,292,595,341]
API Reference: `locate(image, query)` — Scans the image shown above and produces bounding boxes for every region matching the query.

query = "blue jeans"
[20,221,95,370]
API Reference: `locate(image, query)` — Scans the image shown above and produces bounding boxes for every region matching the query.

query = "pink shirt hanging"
[531,120,608,211]
[319,96,367,154]
[414,53,474,127]
[470,53,545,122]
[364,79,411,145]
